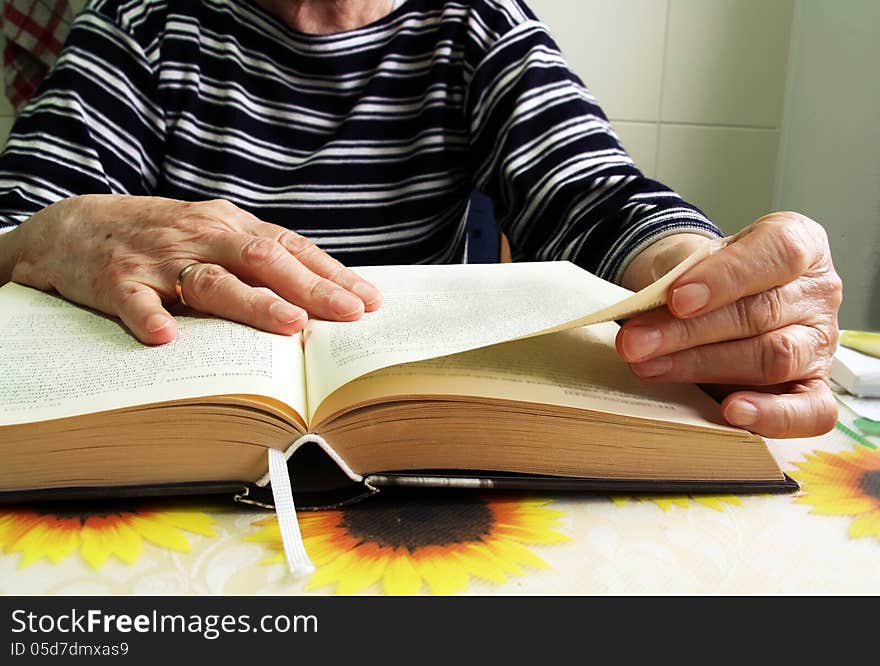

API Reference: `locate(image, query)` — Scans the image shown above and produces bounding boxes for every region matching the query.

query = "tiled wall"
[774,0,880,330]
[2,0,792,237]
[531,0,793,234]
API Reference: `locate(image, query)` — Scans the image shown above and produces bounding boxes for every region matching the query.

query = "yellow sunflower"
[0,501,216,569]
[792,446,880,541]
[248,495,569,595]
[611,494,742,511]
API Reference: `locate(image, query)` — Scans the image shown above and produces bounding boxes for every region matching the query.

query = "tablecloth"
[2,402,878,596]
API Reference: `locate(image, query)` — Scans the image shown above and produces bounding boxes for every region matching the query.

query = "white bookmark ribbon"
[263,434,363,577]
[267,447,315,577]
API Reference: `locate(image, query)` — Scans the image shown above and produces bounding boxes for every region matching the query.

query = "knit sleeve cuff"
[596,207,723,286]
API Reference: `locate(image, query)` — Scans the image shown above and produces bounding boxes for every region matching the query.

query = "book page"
[305,239,721,422]
[314,321,736,432]
[0,283,307,427]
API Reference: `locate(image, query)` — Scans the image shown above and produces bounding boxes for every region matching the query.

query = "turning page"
[314,321,735,431]
[0,283,307,426]
[304,239,720,421]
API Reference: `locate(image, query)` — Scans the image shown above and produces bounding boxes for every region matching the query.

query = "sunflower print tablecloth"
[2,402,879,595]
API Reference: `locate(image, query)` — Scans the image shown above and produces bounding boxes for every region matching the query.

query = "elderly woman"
[0,0,841,438]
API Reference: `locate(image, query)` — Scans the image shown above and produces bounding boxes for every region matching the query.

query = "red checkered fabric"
[2,0,72,112]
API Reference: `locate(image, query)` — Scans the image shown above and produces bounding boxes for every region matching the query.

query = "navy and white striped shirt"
[0,0,720,283]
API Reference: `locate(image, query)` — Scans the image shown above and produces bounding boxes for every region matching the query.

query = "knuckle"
[716,258,744,300]
[747,289,783,334]
[179,200,208,218]
[307,276,328,301]
[794,213,827,242]
[246,289,267,317]
[280,231,315,257]
[179,201,201,216]
[326,261,351,285]
[812,322,838,357]
[177,211,217,235]
[206,198,238,215]
[732,297,753,332]
[825,272,844,308]
[808,325,838,381]
[826,323,840,355]
[761,331,801,384]
[180,200,241,234]
[774,223,812,273]
[275,229,300,246]
[100,256,139,292]
[111,281,144,310]
[672,317,699,351]
[240,236,283,266]
[189,264,231,299]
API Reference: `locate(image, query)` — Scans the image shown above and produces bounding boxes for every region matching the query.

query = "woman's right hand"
[2,194,381,344]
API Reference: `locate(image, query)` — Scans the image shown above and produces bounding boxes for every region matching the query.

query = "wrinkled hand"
[616,212,842,438]
[8,195,381,344]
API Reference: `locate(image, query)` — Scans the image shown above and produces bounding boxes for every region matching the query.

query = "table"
[2,403,879,595]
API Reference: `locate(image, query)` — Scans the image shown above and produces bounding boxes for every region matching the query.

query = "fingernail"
[331,291,364,317]
[622,326,662,361]
[726,400,758,427]
[146,313,172,333]
[671,282,710,316]
[352,281,382,308]
[631,356,671,378]
[270,300,305,325]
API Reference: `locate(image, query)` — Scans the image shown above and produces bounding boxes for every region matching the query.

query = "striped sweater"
[0,0,720,283]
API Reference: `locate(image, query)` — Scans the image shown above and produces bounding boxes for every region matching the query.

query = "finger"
[208,232,367,321]
[628,324,830,385]
[617,279,829,363]
[111,280,178,345]
[178,262,308,334]
[199,202,381,312]
[721,379,838,438]
[667,213,825,319]
[268,227,382,312]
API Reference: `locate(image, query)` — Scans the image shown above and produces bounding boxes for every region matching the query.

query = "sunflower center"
[859,470,880,500]
[37,500,142,524]
[341,496,493,550]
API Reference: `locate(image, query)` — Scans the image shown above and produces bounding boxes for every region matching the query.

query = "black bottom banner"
[0,595,869,661]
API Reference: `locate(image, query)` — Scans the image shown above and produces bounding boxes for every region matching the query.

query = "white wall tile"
[775,0,880,329]
[530,0,668,121]
[662,0,793,127]
[610,121,658,178]
[656,125,779,233]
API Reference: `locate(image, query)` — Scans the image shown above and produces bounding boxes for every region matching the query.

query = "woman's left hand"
[617,212,843,438]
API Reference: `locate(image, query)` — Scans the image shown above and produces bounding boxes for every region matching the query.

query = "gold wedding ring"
[175,262,200,307]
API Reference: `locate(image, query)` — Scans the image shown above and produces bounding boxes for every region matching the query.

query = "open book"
[0,243,795,511]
